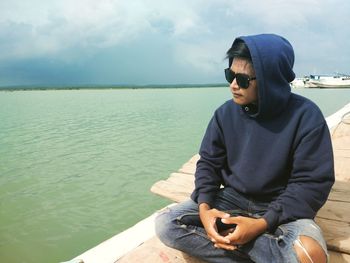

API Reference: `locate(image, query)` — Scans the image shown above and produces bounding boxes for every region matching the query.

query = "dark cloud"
[0,0,349,86]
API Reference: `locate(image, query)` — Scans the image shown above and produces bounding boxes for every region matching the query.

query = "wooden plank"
[167,172,195,188]
[329,251,350,263]
[151,172,194,203]
[332,113,350,182]
[151,180,191,203]
[116,236,204,263]
[334,155,350,182]
[328,181,350,202]
[178,154,199,175]
[317,199,350,223]
[316,217,350,254]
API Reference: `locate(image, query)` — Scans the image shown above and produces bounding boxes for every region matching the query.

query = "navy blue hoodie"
[191,34,335,231]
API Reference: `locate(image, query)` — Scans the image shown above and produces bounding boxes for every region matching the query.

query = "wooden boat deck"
[120,106,350,263]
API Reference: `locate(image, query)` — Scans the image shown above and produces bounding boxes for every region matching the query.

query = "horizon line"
[0,83,229,91]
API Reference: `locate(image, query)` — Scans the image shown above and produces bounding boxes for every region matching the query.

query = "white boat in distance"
[305,74,350,88]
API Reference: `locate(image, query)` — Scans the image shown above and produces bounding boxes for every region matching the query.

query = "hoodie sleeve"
[190,111,227,207]
[263,121,335,231]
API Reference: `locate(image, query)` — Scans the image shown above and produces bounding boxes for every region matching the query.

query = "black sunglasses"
[224,68,256,89]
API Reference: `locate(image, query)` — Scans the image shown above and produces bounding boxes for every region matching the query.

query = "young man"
[155,34,334,263]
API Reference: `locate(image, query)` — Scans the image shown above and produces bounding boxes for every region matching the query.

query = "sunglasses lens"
[236,74,249,89]
[225,69,235,83]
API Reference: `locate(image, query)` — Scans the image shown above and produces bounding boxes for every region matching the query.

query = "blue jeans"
[155,187,328,263]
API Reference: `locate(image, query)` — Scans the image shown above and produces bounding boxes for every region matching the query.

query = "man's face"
[229,58,258,105]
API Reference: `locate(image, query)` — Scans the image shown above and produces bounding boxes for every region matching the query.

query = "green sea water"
[0,87,349,263]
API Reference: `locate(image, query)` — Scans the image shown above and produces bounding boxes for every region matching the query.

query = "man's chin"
[232,97,245,105]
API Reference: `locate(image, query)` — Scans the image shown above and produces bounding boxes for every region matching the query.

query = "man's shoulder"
[289,93,323,117]
[288,93,327,135]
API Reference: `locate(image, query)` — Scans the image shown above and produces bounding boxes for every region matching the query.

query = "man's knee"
[293,235,327,263]
[155,208,175,247]
[155,209,170,237]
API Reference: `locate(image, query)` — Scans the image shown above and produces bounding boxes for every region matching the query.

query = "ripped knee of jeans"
[293,235,327,263]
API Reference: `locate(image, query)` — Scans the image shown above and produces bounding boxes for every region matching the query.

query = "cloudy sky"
[0,0,349,86]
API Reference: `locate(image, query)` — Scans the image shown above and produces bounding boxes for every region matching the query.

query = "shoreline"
[0,84,228,92]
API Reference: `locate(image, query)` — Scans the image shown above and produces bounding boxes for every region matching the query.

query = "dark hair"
[226,39,252,66]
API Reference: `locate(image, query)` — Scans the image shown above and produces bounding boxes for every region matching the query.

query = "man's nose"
[230,78,239,90]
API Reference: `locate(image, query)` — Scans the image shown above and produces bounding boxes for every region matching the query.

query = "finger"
[221,216,241,225]
[214,242,237,251]
[206,224,230,244]
[208,230,231,244]
[206,221,230,244]
[213,210,230,219]
[226,231,239,242]
[226,228,246,245]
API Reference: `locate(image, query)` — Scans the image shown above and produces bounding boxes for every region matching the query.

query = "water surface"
[0,87,349,262]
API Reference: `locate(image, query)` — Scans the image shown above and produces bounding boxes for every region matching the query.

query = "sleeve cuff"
[263,209,280,232]
[197,193,216,208]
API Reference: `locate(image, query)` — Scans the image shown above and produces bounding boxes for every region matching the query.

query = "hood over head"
[229,34,295,119]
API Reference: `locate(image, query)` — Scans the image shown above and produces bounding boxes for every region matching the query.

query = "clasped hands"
[199,203,268,251]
